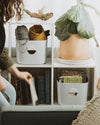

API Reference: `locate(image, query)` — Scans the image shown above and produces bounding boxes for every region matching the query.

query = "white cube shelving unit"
[8,18,97,111]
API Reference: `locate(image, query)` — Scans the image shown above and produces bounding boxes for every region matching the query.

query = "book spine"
[25,82,31,104]
[20,80,28,105]
[11,76,18,104]
[26,83,32,104]
[37,75,45,104]
[45,69,51,104]
[17,79,22,105]
[62,76,83,83]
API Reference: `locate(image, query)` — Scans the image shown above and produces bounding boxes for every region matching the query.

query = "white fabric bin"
[16,40,47,64]
[57,82,88,105]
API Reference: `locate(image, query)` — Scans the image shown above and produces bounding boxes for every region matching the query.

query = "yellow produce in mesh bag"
[29,25,46,40]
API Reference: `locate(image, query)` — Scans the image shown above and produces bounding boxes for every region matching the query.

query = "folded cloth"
[72,87,100,125]
[15,25,29,40]
[29,25,46,40]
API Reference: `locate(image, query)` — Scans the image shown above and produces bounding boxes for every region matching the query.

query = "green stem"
[83,4,100,16]
[94,36,99,47]
[76,0,83,4]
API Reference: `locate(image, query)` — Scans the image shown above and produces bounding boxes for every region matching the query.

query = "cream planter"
[60,34,90,60]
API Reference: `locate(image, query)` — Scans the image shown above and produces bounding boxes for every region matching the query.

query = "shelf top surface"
[1,105,84,112]
[13,58,52,68]
[13,57,96,68]
[53,58,96,68]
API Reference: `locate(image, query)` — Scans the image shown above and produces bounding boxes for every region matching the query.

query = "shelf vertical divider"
[94,68,97,95]
[51,23,55,105]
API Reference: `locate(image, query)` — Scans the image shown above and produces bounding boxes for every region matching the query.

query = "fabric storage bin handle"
[27,50,36,54]
[68,88,78,96]
[27,44,37,55]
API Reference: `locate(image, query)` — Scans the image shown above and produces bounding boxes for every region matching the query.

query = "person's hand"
[0,75,6,92]
[8,65,33,85]
[16,71,33,85]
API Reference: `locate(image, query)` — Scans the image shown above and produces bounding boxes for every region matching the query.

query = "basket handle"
[69,88,78,96]
[27,50,36,54]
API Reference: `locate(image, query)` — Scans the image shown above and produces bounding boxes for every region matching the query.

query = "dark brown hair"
[0,0,24,23]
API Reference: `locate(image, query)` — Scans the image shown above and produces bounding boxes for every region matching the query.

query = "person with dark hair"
[0,0,33,106]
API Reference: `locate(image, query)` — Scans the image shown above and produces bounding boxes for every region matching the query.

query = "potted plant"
[55,0,99,60]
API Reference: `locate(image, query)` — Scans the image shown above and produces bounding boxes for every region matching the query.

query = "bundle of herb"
[55,0,99,47]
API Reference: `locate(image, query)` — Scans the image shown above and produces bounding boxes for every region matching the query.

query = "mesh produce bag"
[29,25,46,40]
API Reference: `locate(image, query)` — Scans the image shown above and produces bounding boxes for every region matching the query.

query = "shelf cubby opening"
[10,68,51,106]
[54,68,95,105]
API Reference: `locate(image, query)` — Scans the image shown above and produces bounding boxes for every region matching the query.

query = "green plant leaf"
[67,4,83,23]
[55,19,77,41]
[55,12,68,27]
[55,19,72,41]
[77,9,95,39]
[55,26,72,41]
[55,1,98,43]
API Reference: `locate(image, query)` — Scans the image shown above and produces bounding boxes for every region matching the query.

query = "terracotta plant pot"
[60,34,90,60]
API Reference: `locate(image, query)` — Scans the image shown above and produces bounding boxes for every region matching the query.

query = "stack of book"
[11,68,51,105]
[36,69,51,104]
[11,76,32,105]
[58,69,88,83]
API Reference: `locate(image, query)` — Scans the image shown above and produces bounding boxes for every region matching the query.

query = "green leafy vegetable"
[55,18,77,41]
[67,4,83,23]
[77,9,95,39]
[55,1,99,47]
[55,26,72,41]
[55,12,68,27]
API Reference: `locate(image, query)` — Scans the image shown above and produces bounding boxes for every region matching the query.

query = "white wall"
[23,0,83,22]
